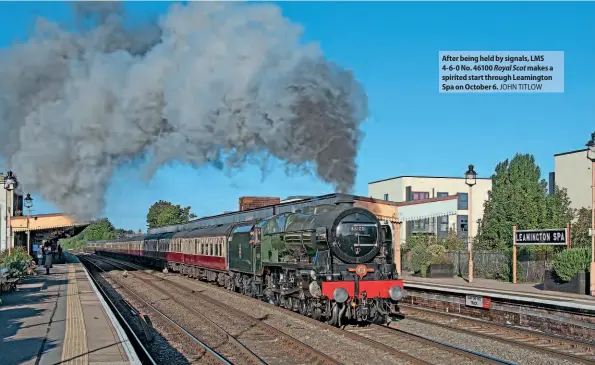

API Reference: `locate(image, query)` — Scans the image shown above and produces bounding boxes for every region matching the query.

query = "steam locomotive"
[87,199,404,325]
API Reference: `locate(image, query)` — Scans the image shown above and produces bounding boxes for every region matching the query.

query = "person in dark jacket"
[44,242,53,275]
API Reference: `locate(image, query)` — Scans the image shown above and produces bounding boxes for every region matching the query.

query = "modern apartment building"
[551,148,592,211]
[368,175,492,240]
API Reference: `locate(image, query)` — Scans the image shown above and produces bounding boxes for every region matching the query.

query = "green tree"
[479,154,574,250]
[82,218,116,241]
[60,218,118,250]
[572,208,592,248]
[146,200,197,229]
[113,228,135,238]
[542,186,574,231]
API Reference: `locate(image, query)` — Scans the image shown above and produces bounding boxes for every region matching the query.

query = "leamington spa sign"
[514,229,567,246]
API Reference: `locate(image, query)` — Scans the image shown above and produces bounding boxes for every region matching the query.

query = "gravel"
[91,258,243,364]
[146,272,413,365]
[161,273,585,365]
[84,260,206,364]
[395,319,582,365]
[95,255,582,365]
[109,269,337,365]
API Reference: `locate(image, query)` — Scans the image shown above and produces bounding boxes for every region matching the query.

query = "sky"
[0,1,593,231]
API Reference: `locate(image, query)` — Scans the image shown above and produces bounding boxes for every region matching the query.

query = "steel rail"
[400,304,595,365]
[94,253,509,365]
[374,325,515,365]
[81,255,233,365]
[90,254,340,365]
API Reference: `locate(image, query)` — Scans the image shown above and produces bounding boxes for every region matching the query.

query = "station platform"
[0,258,140,365]
[400,272,595,312]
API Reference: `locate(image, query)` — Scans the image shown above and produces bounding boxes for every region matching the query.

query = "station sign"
[465,294,491,309]
[514,228,567,246]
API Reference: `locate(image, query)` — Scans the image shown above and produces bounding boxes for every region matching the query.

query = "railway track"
[344,324,512,365]
[89,253,514,365]
[400,305,595,365]
[81,256,235,364]
[87,254,341,365]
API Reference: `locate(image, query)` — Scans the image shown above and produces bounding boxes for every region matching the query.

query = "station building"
[551,148,592,211]
[368,175,492,243]
[1,172,90,254]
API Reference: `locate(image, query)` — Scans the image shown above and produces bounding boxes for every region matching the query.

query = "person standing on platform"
[57,244,63,260]
[44,242,53,275]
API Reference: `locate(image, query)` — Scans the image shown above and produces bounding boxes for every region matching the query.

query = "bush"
[0,247,33,279]
[493,261,526,282]
[553,247,591,282]
[405,234,432,253]
[427,244,449,264]
[411,242,453,277]
[443,229,466,251]
[410,241,431,277]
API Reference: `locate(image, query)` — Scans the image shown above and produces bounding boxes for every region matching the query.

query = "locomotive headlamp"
[333,287,349,303]
[389,286,403,301]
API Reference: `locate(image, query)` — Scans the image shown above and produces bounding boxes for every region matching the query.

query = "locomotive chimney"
[335,194,355,208]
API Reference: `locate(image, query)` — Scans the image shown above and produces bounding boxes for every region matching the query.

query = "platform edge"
[404,282,595,312]
[81,263,142,365]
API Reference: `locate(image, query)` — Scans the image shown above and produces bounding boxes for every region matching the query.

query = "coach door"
[228,225,254,274]
[251,225,262,274]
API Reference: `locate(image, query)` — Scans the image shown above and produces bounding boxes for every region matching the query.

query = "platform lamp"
[3,171,17,254]
[24,193,33,256]
[586,132,595,296]
[465,164,477,283]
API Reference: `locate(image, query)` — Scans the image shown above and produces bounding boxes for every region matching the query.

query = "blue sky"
[0,1,593,231]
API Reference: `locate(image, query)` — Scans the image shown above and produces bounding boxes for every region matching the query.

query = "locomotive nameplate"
[465,294,491,309]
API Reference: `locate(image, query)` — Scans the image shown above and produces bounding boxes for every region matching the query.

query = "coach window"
[215,244,219,256]
[209,243,213,256]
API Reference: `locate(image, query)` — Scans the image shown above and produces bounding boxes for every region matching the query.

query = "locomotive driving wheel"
[299,299,308,315]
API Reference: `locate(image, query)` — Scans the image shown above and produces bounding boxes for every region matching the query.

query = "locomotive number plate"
[465,294,491,309]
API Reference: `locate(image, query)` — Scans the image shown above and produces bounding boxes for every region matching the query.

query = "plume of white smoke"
[0,2,368,220]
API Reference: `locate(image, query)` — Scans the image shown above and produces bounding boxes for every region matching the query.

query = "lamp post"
[465,164,477,283]
[3,171,17,254]
[24,193,33,256]
[586,132,595,296]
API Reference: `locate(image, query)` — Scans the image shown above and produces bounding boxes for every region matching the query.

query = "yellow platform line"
[61,264,89,365]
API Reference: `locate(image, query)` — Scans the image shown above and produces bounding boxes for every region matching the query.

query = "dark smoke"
[0,2,368,220]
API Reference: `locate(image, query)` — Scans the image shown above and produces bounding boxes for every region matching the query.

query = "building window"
[412,191,429,201]
[411,219,429,233]
[458,193,468,210]
[436,191,449,234]
[457,215,468,240]
[384,193,389,201]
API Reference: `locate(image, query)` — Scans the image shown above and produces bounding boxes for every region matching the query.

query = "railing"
[401,250,557,283]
